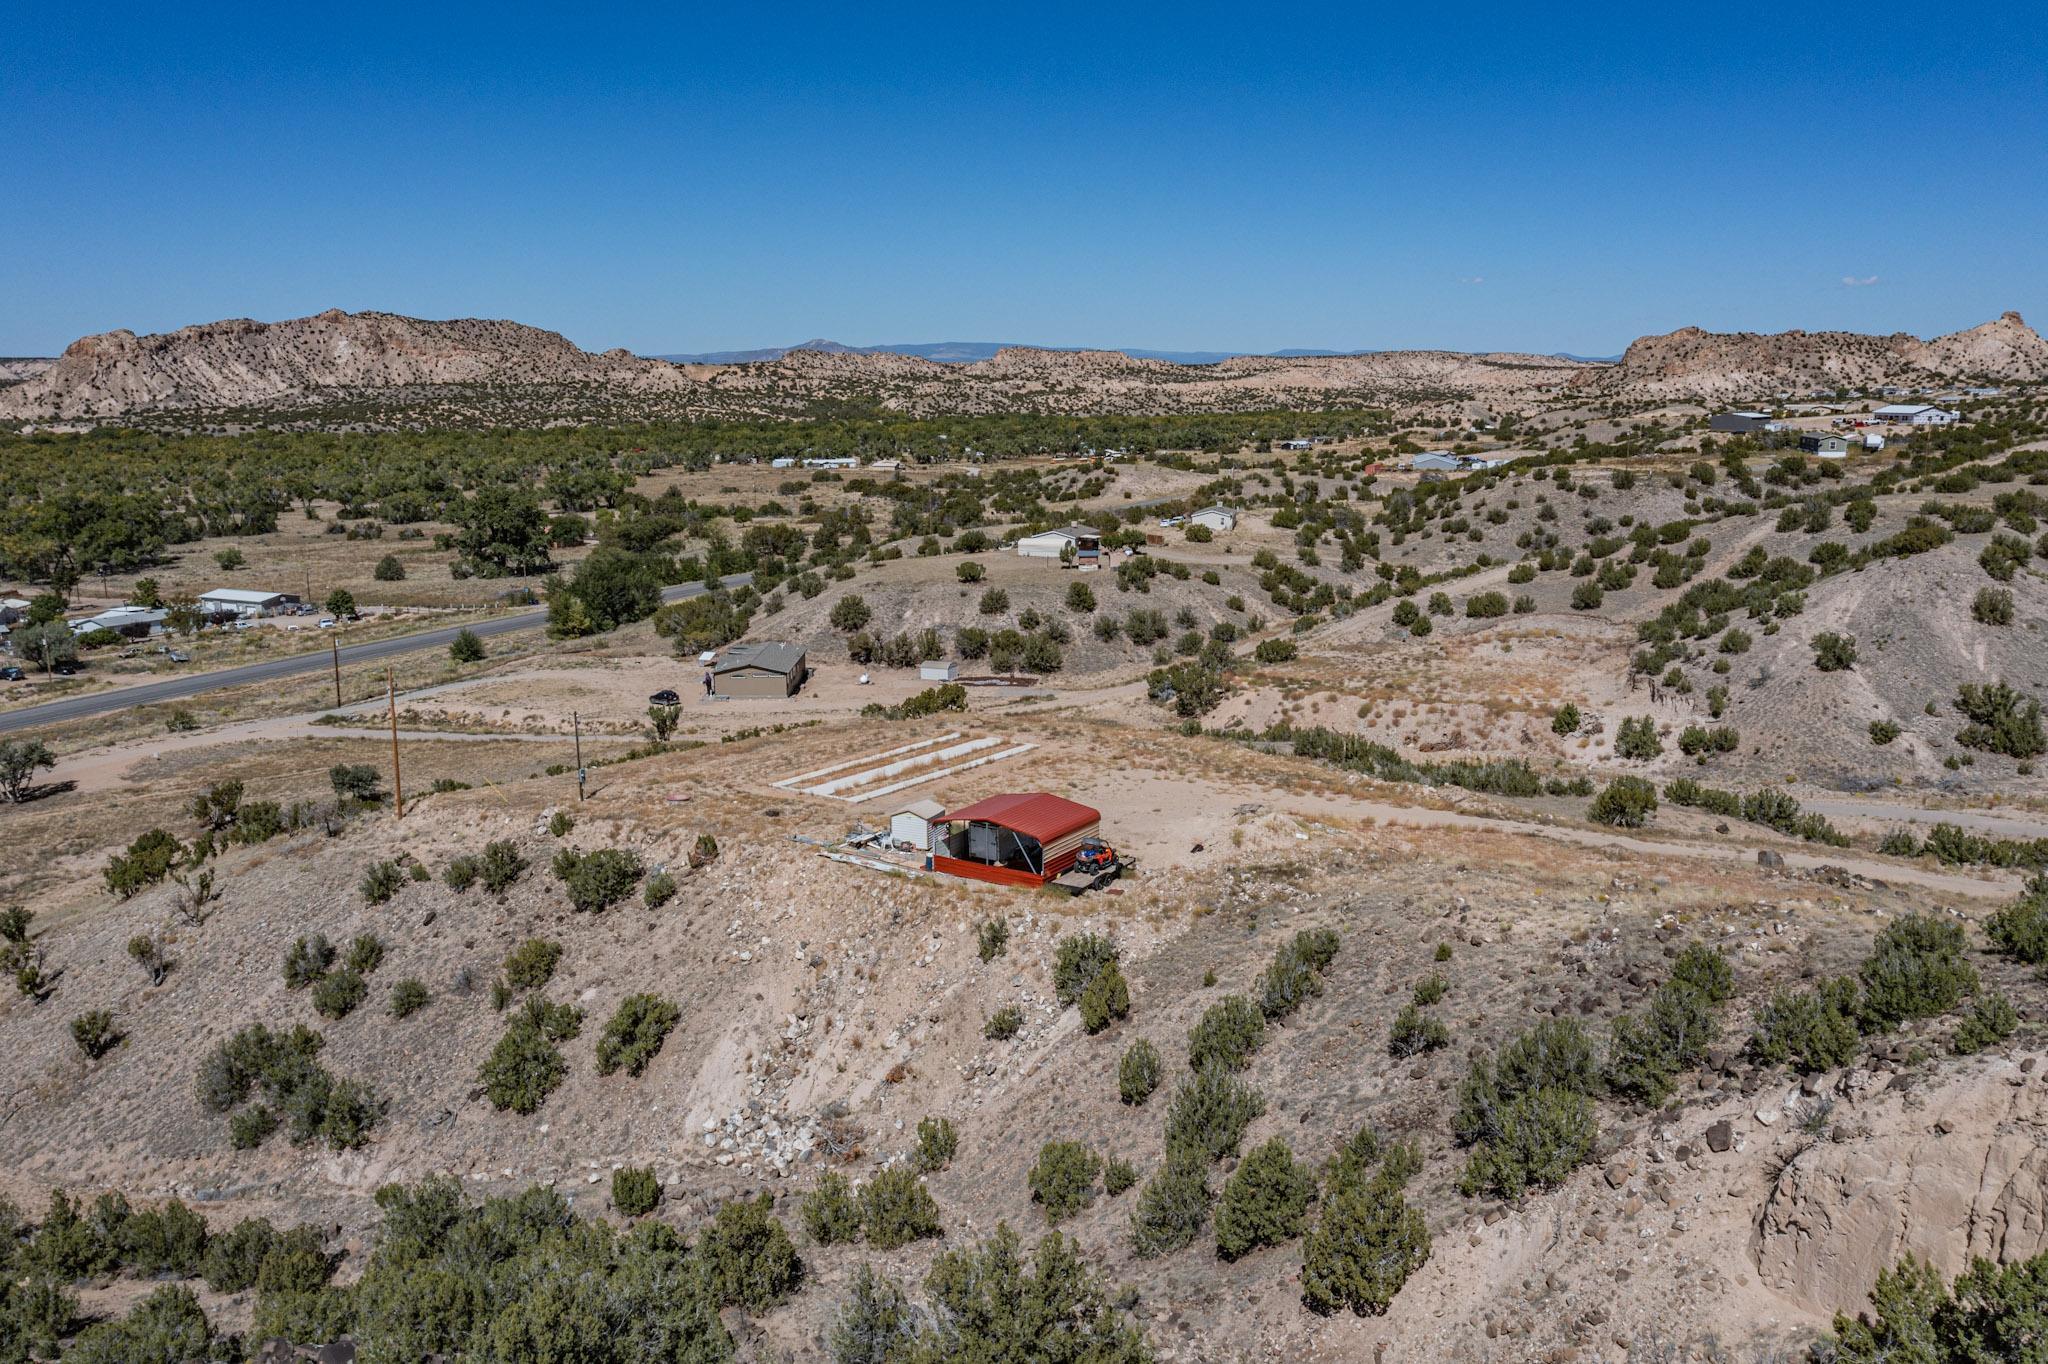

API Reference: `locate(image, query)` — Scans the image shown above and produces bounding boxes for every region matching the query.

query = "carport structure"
[932,793,1101,887]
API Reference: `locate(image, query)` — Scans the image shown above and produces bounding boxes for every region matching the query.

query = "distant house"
[71,605,167,638]
[1277,439,1314,451]
[1411,451,1462,471]
[1188,506,1237,532]
[197,588,293,618]
[867,458,904,473]
[1964,387,2002,397]
[802,456,858,469]
[711,641,807,699]
[1798,433,1852,459]
[1709,411,1772,434]
[1016,527,1101,563]
[1872,404,1959,426]
[1464,453,1519,471]
[770,457,797,469]
[0,597,29,626]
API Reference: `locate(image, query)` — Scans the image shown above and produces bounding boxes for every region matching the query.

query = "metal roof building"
[712,641,807,698]
[933,793,1102,887]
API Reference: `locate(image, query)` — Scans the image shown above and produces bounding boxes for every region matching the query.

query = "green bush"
[71,1010,122,1060]
[1952,990,2017,1055]
[1954,681,2046,758]
[642,870,677,908]
[1301,1149,1430,1316]
[856,1169,942,1250]
[103,828,185,898]
[1163,1063,1265,1161]
[503,938,563,991]
[1458,1085,1598,1199]
[801,1171,861,1245]
[360,861,405,904]
[200,1217,278,1293]
[550,810,575,837]
[64,1284,218,1364]
[444,855,479,891]
[1604,978,1717,1105]
[283,934,336,989]
[1412,972,1448,1006]
[479,839,528,893]
[311,968,367,1020]
[1214,1138,1313,1260]
[1551,703,1581,736]
[1079,960,1131,1033]
[1465,591,1509,619]
[1129,1149,1211,1258]
[1811,632,1858,672]
[1387,1004,1448,1057]
[976,917,1009,961]
[480,999,582,1114]
[1253,638,1298,664]
[1827,1250,2048,1364]
[1749,978,1862,1072]
[1453,1017,1598,1150]
[1258,927,1340,1020]
[229,1106,281,1150]
[984,1006,1023,1040]
[1986,880,2048,963]
[1869,719,1902,746]
[699,1194,803,1310]
[1104,1158,1137,1197]
[611,1166,660,1217]
[1614,715,1662,760]
[594,993,680,1077]
[388,978,429,1019]
[449,627,486,663]
[1028,1141,1102,1224]
[1118,1038,1162,1105]
[915,1116,958,1173]
[1858,913,1978,1030]
[1186,995,1266,1071]
[1973,587,2015,626]
[552,847,644,911]
[1053,932,1119,1006]
[1589,775,1658,827]
[121,1199,209,1277]
[345,933,385,975]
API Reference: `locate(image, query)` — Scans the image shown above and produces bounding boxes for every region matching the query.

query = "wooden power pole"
[330,634,342,707]
[573,711,586,802]
[386,665,404,819]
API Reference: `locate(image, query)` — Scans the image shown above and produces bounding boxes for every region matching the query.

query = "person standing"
[702,669,713,696]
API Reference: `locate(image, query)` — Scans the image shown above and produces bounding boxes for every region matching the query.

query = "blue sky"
[3,3,2043,357]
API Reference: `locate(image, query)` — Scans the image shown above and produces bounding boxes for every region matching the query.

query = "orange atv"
[1074,838,1118,873]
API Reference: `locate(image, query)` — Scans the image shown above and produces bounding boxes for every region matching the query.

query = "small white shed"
[919,661,957,682]
[891,799,946,852]
[1189,506,1238,532]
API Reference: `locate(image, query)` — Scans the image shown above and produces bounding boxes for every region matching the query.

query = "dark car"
[53,663,78,676]
[0,666,24,681]
[648,689,681,706]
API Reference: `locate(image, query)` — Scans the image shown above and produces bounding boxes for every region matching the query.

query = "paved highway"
[0,574,752,736]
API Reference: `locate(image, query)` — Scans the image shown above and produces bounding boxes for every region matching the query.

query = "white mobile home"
[1015,527,1101,563]
[197,588,294,618]
[1188,506,1238,532]
[1872,404,1958,426]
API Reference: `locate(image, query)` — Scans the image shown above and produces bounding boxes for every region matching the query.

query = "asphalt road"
[0,574,752,736]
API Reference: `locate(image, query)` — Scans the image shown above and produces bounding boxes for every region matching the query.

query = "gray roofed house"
[712,641,808,698]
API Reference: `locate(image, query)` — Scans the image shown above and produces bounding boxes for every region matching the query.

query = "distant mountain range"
[3,308,2039,427]
[656,338,1624,366]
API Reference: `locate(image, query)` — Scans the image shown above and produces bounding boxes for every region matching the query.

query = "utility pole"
[330,634,342,707]
[386,665,404,819]
[573,711,586,801]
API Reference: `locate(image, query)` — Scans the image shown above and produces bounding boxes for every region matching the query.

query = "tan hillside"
[11,306,2039,428]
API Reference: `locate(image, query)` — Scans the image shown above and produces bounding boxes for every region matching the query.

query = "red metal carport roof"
[941,793,1099,844]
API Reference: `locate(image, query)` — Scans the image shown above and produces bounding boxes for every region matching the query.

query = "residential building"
[1798,433,1852,458]
[1188,506,1238,532]
[197,588,295,618]
[1872,404,1959,426]
[711,642,807,699]
[1709,411,1772,434]
[1015,527,1102,562]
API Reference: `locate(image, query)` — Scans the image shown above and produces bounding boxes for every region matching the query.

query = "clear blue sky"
[4,2,2043,358]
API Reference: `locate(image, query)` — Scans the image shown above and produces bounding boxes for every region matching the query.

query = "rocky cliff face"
[3,308,2041,426]
[1576,312,2048,401]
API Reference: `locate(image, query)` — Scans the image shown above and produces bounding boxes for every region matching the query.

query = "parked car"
[166,650,190,663]
[317,618,337,629]
[648,689,680,706]
[0,666,24,681]
[53,663,78,676]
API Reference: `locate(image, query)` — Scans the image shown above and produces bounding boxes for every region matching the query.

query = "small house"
[1411,452,1462,471]
[919,661,957,682]
[770,457,797,469]
[197,588,293,618]
[1277,439,1314,451]
[71,605,167,638]
[1798,433,1852,459]
[711,641,807,698]
[1188,506,1237,533]
[890,799,946,853]
[1015,527,1101,563]
[1709,412,1772,434]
